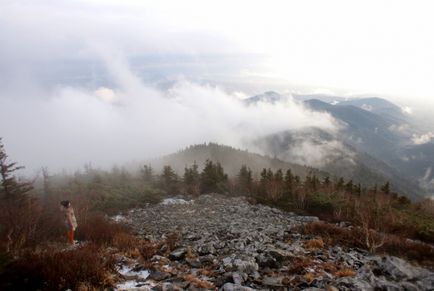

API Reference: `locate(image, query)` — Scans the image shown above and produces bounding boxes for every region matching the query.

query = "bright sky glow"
[1,0,434,103]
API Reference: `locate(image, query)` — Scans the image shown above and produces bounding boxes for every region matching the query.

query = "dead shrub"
[298,222,365,249]
[304,272,315,284]
[0,197,41,252]
[186,246,196,259]
[198,268,215,277]
[1,244,115,291]
[112,232,140,253]
[75,214,129,246]
[335,268,356,277]
[183,274,214,289]
[299,221,434,268]
[379,235,434,268]
[139,240,158,263]
[321,262,338,274]
[288,256,314,274]
[165,232,180,252]
[303,238,324,250]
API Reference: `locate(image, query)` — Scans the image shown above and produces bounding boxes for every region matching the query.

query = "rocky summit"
[115,194,434,290]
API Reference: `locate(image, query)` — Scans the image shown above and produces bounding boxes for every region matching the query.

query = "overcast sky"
[1,0,434,174]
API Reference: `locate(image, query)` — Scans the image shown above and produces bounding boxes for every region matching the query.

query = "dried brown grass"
[165,232,180,252]
[299,221,434,268]
[1,244,115,291]
[303,238,325,250]
[139,240,158,263]
[76,214,130,246]
[288,256,314,274]
[304,272,315,284]
[335,268,356,277]
[183,274,214,289]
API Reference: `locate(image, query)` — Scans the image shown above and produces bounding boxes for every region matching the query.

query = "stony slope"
[115,194,434,290]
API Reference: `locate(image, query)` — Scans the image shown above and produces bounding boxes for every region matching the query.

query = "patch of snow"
[112,214,128,223]
[116,264,151,290]
[136,270,150,280]
[161,198,193,205]
[116,280,154,290]
[117,265,131,275]
[116,280,140,290]
[117,265,150,279]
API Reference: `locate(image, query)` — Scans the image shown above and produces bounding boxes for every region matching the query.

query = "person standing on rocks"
[60,200,78,245]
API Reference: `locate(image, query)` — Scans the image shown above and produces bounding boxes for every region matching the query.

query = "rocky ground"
[113,194,434,290]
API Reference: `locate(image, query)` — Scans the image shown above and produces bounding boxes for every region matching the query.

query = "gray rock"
[148,270,171,281]
[294,216,319,223]
[119,194,434,291]
[198,243,216,255]
[232,272,243,285]
[266,246,291,261]
[373,256,429,280]
[233,258,258,274]
[262,276,284,287]
[221,283,256,291]
[161,282,176,291]
[400,282,420,291]
[169,248,186,260]
[255,253,278,268]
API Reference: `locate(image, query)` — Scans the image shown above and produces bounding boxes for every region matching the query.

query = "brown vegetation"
[303,238,325,250]
[1,244,115,291]
[299,221,434,268]
[335,268,356,277]
[183,274,214,289]
[288,256,314,274]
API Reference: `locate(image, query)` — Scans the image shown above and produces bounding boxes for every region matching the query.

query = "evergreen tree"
[237,165,253,195]
[183,162,200,196]
[271,169,284,200]
[284,169,294,192]
[322,176,332,192]
[0,138,38,252]
[160,165,179,193]
[354,183,362,196]
[380,181,390,194]
[141,165,154,185]
[200,160,228,193]
[345,180,354,193]
[336,177,345,191]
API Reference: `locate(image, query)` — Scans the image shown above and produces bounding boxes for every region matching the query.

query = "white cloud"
[2,0,434,105]
[95,87,117,103]
[401,106,413,115]
[286,139,355,168]
[419,167,434,192]
[0,50,338,173]
[412,132,434,145]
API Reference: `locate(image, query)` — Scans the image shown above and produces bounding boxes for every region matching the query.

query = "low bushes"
[75,214,130,246]
[0,244,115,291]
[298,221,434,268]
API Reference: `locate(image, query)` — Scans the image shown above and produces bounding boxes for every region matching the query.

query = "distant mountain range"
[147,92,432,200]
[246,92,434,199]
